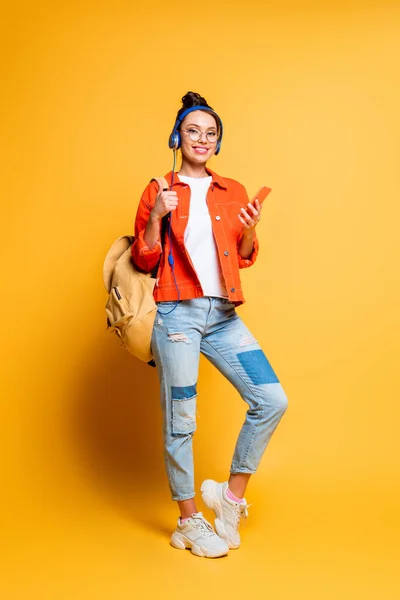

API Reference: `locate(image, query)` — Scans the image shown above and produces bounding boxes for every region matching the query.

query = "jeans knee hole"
[172,396,197,435]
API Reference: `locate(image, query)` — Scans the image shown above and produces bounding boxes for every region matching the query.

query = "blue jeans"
[151,297,288,501]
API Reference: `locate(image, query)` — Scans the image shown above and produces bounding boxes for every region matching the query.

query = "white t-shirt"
[179,174,228,298]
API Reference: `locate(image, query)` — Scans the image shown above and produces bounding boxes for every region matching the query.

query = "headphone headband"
[168,105,223,155]
[175,106,221,129]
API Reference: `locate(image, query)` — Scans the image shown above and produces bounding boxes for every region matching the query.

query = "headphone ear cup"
[169,131,180,150]
[169,132,176,150]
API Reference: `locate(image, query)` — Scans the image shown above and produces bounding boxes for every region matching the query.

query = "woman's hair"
[176,91,220,134]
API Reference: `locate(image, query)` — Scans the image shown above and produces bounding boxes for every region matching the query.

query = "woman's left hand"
[238,199,262,234]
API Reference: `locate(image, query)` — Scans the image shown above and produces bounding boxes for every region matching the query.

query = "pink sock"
[180,516,190,524]
[180,511,200,524]
[226,487,245,503]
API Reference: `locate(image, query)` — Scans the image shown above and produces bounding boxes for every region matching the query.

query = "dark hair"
[176,91,220,134]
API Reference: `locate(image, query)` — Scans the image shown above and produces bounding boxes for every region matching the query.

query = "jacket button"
[224,251,229,256]
[230,287,235,293]
[215,215,221,221]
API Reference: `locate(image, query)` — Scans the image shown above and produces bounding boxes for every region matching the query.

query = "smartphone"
[250,186,272,207]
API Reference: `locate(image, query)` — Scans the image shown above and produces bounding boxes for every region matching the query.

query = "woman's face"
[179,110,219,166]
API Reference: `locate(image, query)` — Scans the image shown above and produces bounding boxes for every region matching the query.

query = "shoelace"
[191,515,216,538]
[233,501,252,529]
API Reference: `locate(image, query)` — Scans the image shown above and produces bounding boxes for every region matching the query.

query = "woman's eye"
[188,128,199,134]
[208,132,217,139]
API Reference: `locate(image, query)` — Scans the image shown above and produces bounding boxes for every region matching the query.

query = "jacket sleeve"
[236,184,260,269]
[131,181,162,273]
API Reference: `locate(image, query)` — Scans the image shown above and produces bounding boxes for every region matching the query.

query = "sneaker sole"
[201,480,240,549]
[170,531,229,558]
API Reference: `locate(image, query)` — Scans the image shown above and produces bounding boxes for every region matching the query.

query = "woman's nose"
[197,131,208,142]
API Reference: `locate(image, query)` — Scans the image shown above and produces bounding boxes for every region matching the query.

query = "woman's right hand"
[150,178,178,221]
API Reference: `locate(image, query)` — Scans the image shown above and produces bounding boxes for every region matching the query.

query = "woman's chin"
[182,153,209,166]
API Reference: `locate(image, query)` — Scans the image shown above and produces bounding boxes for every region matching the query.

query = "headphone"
[168,105,223,155]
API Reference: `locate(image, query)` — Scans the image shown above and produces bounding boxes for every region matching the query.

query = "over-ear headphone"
[168,105,223,155]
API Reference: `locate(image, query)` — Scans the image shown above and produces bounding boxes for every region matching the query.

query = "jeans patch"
[237,349,279,385]
[171,394,197,435]
[171,384,197,400]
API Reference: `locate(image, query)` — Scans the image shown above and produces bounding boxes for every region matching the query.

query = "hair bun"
[181,91,212,110]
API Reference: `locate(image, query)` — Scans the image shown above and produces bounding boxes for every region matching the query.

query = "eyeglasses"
[181,128,218,143]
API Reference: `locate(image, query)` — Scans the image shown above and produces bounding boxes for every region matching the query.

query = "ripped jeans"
[151,297,288,501]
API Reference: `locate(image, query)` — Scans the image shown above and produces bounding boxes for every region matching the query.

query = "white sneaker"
[170,511,229,558]
[201,480,251,549]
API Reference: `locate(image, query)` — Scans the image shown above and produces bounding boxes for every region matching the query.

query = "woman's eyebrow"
[185,122,217,130]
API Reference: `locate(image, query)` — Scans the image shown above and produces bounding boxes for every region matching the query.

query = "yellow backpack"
[102,177,168,366]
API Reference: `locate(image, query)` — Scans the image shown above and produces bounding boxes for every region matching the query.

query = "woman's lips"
[192,146,209,154]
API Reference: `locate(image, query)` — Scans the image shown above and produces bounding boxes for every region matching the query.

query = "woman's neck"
[178,163,209,178]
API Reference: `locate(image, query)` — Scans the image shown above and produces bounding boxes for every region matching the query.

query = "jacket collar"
[164,167,228,189]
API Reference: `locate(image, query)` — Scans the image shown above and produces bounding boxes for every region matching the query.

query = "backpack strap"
[148,177,171,278]
[150,176,169,191]
[148,176,170,249]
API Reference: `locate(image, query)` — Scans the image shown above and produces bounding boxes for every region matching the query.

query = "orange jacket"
[131,167,260,305]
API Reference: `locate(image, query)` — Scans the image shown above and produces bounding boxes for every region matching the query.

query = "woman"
[131,92,288,558]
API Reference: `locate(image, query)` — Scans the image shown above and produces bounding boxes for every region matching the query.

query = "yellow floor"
[2,473,399,599]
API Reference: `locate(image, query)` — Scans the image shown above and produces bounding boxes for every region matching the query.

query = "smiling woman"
[179,113,219,160]
[130,90,289,558]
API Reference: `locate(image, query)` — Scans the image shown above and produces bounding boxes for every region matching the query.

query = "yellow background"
[1,1,399,598]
